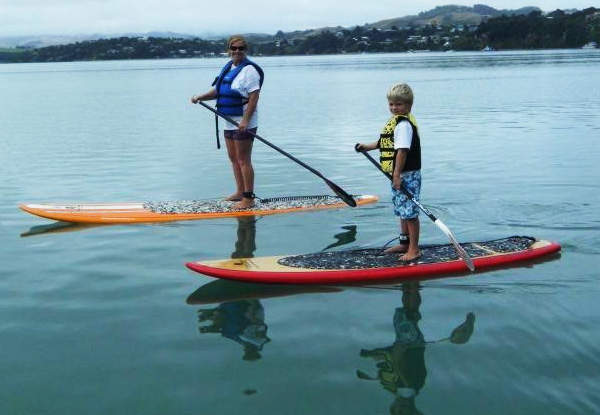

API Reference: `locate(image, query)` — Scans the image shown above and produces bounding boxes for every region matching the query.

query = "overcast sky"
[0,0,596,37]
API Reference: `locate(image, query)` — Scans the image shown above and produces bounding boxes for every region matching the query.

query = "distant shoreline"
[1,7,598,64]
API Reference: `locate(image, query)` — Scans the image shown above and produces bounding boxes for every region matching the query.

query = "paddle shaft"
[357,148,475,271]
[198,101,356,207]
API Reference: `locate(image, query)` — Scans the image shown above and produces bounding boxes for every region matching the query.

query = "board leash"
[258,195,342,203]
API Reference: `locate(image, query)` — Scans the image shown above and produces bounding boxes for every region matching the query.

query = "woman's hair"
[227,35,248,51]
[387,83,414,105]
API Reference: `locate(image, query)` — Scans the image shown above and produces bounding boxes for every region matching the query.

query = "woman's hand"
[191,89,216,104]
[238,118,248,132]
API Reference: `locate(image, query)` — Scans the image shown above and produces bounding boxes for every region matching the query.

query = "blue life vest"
[212,58,264,116]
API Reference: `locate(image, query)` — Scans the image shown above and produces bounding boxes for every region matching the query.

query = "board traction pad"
[278,236,536,270]
[143,195,357,214]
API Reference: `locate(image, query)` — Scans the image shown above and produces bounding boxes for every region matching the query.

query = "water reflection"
[357,283,475,415]
[230,215,257,259]
[323,225,357,250]
[20,221,100,237]
[195,216,269,360]
[198,300,270,361]
[191,218,354,359]
[187,279,342,305]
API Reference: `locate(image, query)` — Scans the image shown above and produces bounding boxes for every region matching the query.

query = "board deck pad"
[144,195,355,214]
[186,236,562,285]
[19,194,377,224]
[278,236,537,269]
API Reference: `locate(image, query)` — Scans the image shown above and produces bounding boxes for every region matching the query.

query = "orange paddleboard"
[19,194,377,224]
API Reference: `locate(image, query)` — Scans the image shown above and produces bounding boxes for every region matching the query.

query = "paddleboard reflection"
[20,221,102,237]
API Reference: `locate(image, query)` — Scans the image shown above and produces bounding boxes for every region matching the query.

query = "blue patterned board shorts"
[391,170,421,219]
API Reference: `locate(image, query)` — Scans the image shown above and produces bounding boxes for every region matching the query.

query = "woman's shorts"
[224,127,257,141]
[391,170,421,219]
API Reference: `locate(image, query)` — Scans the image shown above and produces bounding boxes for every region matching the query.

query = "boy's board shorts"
[391,170,421,219]
[224,127,257,141]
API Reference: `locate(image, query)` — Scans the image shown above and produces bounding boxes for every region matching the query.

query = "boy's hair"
[387,83,414,105]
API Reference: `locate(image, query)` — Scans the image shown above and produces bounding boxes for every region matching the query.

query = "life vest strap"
[214,113,220,149]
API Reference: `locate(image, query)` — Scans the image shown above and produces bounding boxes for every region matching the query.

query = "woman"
[191,35,264,209]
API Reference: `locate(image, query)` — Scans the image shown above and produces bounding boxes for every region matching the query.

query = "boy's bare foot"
[399,250,421,262]
[233,198,255,209]
[226,193,243,202]
[384,244,408,254]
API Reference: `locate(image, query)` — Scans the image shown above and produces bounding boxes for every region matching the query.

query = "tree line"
[1,8,597,64]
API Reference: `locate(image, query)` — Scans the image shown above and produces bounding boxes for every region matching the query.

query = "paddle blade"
[434,219,475,271]
[325,179,356,207]
[449,312,476,344]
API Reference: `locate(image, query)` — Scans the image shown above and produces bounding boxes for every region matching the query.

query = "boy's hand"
[356,142,378,152]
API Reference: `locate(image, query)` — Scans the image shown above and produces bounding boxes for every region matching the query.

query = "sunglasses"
[229,45,246,51]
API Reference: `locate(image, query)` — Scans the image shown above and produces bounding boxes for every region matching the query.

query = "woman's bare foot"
[233,198,255,209]
[384,244,408,254]
[226,193,243,202]
[399,250,421,262]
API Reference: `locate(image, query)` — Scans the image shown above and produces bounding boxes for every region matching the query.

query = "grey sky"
[0,0,596,37]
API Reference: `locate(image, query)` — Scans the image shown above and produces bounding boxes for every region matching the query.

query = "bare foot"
[399,250,421,262]
[233,198,255,209]
[225,193,242,202]
[384,244,408,254]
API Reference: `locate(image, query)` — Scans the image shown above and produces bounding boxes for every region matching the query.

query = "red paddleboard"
[186,236,561,285]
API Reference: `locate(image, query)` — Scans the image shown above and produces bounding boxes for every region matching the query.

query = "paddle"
[356,146,475,271]
[197,101,356,207]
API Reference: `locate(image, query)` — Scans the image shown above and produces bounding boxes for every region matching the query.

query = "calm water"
[1,50,600,415]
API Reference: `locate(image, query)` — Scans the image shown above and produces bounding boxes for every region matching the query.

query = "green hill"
[275,4,542,39]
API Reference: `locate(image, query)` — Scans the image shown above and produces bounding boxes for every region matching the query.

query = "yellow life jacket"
[378,114,420,173]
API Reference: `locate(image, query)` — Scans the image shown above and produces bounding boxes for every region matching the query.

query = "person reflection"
[197,216,270,361]
[357,282,475,415]
[198,300,270,361]
[231,215,257,258]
